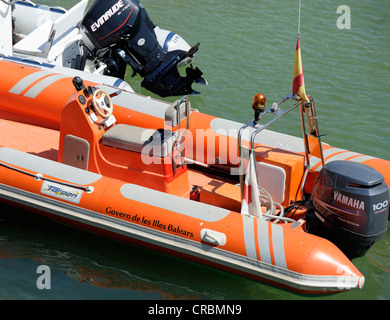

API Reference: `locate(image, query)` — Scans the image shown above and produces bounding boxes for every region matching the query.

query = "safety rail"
[0,160,94,193]
[238,100,301,193]
[237,94,325,220]
[171,96,190,175]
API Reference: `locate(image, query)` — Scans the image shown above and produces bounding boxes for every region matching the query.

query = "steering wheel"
[92,89,113,118]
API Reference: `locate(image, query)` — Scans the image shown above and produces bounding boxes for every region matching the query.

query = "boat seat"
[13,1,66,37]
[102,124,176,157]
[13,0,88,61]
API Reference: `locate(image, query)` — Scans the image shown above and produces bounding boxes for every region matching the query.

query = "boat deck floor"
[0,118,241,211]
[0,118,59,161]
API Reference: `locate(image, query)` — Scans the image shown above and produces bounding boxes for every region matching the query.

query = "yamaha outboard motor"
[306,160,388,259]
[81,0,204,97]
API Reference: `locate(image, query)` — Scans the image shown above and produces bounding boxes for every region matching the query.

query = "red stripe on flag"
[292,73,304,96]
[242,184,252,204]
[296,37,301,51]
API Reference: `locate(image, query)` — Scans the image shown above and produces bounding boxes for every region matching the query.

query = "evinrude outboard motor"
[306,160,388,259]
[81,0,204,97]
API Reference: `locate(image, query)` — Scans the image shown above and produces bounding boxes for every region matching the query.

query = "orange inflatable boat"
[0,57,388,294]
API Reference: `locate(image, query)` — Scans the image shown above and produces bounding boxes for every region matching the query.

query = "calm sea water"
[0,0,389,300]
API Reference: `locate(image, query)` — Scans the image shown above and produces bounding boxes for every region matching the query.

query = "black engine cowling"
[81,0,203,97]
[306,160,388,259]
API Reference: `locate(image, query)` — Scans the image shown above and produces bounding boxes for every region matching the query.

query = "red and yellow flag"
[292,37,309,102]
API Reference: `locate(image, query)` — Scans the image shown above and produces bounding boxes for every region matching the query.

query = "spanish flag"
[292,37,309,102]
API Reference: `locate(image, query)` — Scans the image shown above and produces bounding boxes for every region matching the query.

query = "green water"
[0,0,389,300]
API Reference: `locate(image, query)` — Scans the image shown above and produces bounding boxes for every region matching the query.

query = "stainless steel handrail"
[171,96,190,174]
[238,100,302,199]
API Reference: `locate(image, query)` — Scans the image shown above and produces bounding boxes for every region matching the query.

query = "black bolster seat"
[102,124,175,157]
